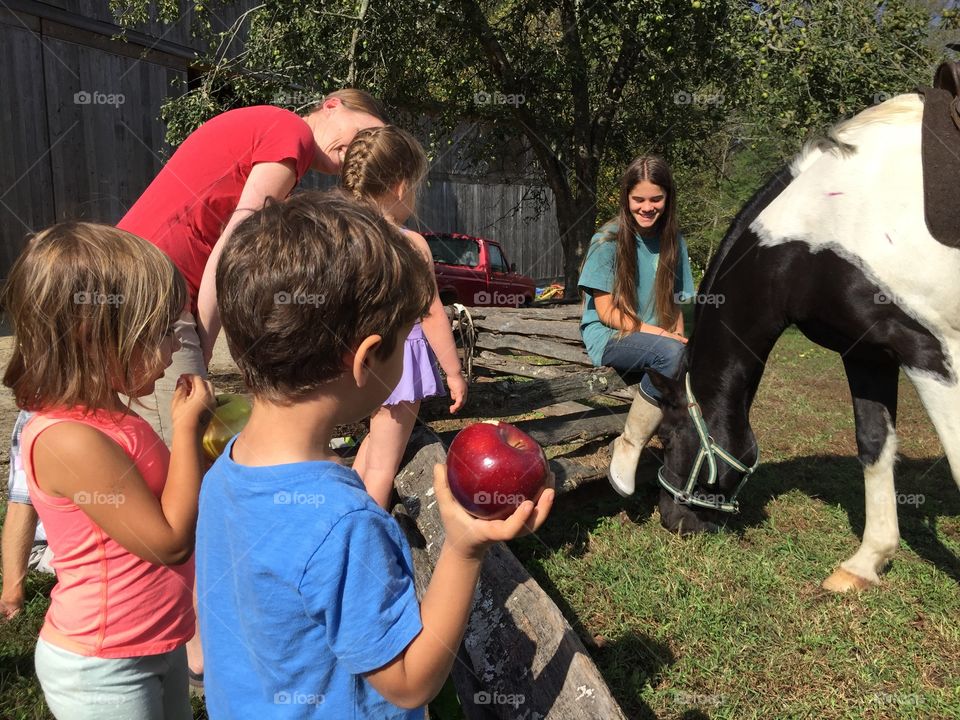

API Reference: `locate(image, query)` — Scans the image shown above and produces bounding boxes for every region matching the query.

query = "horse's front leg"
[823,360,900,592]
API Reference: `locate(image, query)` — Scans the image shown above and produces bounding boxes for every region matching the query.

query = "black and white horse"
[650,93,960,592]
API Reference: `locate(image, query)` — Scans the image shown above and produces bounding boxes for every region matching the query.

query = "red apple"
[446,420,549,519]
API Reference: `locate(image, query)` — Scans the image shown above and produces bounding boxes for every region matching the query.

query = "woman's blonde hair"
[339,125,428,203]
[3,222,186,412]
[312,88,389,124]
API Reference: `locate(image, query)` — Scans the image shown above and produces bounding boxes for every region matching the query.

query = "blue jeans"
[601,332,685,405]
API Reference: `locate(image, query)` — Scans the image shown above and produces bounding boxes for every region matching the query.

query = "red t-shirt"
[118,106,316,314]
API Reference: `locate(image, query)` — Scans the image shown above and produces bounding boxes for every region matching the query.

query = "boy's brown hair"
[216,191,433,402]
[3,222,186,412]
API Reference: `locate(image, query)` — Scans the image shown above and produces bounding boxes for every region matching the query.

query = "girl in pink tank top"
[2,222,215,720]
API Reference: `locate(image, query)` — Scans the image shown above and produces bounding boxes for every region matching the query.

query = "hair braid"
[340,132,377,200]
[338,126,429,205]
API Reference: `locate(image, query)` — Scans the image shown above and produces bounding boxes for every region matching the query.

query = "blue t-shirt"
[197,437,424,719]
[578,224,695,365]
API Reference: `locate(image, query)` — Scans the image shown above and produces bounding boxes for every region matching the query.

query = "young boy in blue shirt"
[196,192,554,719]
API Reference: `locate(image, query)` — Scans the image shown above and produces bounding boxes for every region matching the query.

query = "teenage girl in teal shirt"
[578,155,694,496]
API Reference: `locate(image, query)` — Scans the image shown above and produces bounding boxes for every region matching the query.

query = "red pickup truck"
[423,232,536,307]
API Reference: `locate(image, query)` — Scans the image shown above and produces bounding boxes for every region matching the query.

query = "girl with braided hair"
[340,126,468,509]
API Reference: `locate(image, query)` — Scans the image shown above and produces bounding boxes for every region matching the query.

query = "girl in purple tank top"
[340,126,468,508]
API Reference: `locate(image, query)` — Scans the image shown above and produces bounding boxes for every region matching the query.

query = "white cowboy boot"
[608,395,663,496]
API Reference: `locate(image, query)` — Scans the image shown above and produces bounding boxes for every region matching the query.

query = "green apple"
[202,393,252,460]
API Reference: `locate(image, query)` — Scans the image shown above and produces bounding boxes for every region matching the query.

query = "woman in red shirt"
[119,88,387,442]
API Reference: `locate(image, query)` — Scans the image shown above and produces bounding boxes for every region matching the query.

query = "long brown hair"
[605,155,680,332]
[3,222,186,412]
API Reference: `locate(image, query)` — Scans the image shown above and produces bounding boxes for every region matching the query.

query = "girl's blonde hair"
[339,125,428,202]
[3,222,186,412]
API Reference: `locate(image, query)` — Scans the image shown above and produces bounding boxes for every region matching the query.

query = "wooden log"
[393,429,628,719]
[420,368,628,420]
[436,406,627,449]
[477,332,591,365]
[470,305,582,323]
[473,316,583,343]
[474,351,577,380]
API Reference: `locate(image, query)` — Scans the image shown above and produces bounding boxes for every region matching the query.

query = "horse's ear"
[645,370,683,410]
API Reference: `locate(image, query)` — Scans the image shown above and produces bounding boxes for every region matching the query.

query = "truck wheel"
[440,292,458,307]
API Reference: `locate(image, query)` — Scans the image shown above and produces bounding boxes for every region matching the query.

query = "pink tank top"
[21,408,195,658]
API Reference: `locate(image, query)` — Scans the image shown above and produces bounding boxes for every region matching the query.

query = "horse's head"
[646,370,760,535]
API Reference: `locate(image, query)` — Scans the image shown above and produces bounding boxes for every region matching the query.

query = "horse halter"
[657,373,760,513]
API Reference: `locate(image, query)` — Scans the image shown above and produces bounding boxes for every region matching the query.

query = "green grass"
[2,328,958,718]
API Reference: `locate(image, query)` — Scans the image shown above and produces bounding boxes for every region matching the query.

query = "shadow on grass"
[510,452,958,717]
[525,452,959,583]
[510,465,672,718]
[732,454,960,584]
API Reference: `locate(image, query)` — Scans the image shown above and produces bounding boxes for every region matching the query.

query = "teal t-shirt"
[578,225,695,366]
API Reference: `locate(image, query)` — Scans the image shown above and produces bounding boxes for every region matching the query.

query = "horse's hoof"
[821,567,876,593]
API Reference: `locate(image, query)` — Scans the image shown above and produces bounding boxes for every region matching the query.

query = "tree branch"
[590,13,642,161]
[456,0,574,208]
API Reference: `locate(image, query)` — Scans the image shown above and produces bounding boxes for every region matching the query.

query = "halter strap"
[657,373,759,513]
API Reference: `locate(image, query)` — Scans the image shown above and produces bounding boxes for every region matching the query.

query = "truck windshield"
[427,236,480,267]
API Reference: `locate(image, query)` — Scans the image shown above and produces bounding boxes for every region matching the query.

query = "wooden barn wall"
[412,180,563,286]
[0,2,189,278]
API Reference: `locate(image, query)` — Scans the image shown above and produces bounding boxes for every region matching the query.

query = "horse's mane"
[791,93,923,171]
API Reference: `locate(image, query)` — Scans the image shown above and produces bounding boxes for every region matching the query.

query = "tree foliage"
[112,0,959,289]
